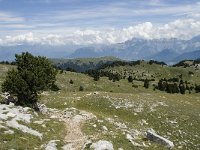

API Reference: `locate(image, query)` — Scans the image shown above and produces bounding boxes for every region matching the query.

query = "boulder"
[1,96,16,105]
[147,128,174,149]
[38,103,48,114]
[90,140,114,150]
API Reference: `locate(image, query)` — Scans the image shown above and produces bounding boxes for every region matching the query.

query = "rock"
[50,115,57,119]
[38,104,48,114]
[0,124,7,129]
[1,92,10,99]
[139,119,148,125]
[62,143,75,150]
[83,140,92,150]
[126,134,142,147]
[5,96,17,105]
[126,134,134,141]
[147,128,174,149]
[0,104,42,139]
[178,146,183,149]
[114,122,127,129]
[6,119,43,139]
[0,93,16,105]
[63,110,71,118]
[6,112,16,118]
[102,126,108,131]
[34,120,44,125]
[45,140,60,150]
[4,129,14,134]
[97,120,104,123]
[90,140,114,150]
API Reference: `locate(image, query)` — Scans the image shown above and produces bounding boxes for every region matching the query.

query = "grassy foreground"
[0,64,200,150]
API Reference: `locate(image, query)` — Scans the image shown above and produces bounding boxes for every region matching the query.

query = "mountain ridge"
[69,35,200,62]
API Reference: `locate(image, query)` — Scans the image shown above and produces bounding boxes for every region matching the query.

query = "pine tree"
[79,86,84,91]
[69,79,74,84]
[2,52,57,110]
[128,76,133,83]
[144,79,149,89]
[179,81,186,94]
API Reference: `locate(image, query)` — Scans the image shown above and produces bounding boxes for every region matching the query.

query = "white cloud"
[3,32,38,45]
[0,16,200,46]
[0,12,24,23]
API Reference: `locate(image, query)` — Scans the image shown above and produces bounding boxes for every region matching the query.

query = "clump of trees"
[86,70,100,81]
[93,73,100,81]
[148,60,167,66]
[2,52,58,110]
[156,78,196,94]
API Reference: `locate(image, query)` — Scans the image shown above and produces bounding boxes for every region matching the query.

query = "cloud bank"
[0,16,200,46]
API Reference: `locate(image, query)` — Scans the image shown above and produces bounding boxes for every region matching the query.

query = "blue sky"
[0,0,200,45]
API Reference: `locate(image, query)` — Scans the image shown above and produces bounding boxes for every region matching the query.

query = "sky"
[0,0,200,46]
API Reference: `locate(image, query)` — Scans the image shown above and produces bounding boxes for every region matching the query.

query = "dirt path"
[63,118,88,150]
[48,108,95,150]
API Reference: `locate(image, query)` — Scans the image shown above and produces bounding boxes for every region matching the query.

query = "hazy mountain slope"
[69,35,200,62]
[51,56,121,72]
[0,44,81,61]
[173,50,200,62]
[148,49,180,62]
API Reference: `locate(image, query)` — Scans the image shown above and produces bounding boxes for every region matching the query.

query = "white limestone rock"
[90,140,114,150]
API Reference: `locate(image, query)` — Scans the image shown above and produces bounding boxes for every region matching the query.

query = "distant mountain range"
[69,35,200,63]
[0,35,200,63]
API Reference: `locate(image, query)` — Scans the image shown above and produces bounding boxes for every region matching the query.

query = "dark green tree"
[195,84,200,93]
[127,76,133,83]
[179,81,186,94]
[166,83,179,94]
[2,52,57,110]
[144,79,149,89]
[93,74,100,81]
[158,79,167,91]
[79,85,84,91]
[69,79,74,84]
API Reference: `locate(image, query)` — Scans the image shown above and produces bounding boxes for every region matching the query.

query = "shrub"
[79,86,84,91]
[127,76,133,83]
[69,79,74,84]
[2,52,57,110]
[144,79,149,89]
[195,84,200,93]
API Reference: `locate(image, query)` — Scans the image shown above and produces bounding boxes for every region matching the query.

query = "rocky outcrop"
[147,128,174,149]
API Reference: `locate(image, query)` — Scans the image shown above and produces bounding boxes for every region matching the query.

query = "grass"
[100,61,200,83]
[40,66,200,149]
[0,112,67,150]
[0,63,200,149]
[75,93,200,150]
